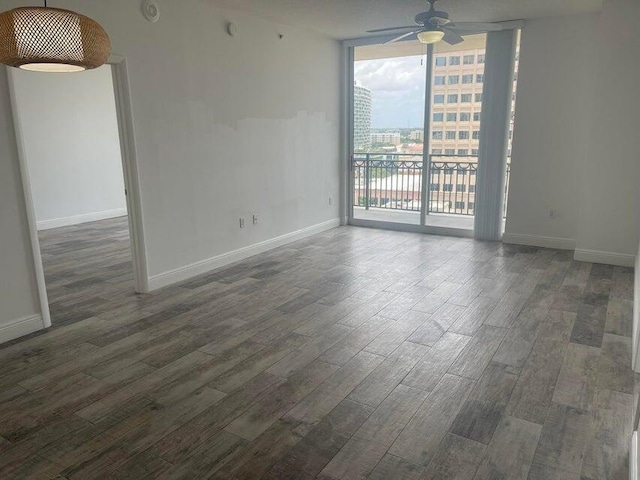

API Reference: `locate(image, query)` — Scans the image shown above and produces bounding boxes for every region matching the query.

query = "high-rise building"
[353,84,372,151]
[371,132,402,145]
[410,130,424,141]
[430,48,518,158]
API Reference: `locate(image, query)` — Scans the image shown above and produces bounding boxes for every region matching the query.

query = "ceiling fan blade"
[442,29,464,45]
[384,31,417,45]
[367,25,417,33]
[446,22,504,32]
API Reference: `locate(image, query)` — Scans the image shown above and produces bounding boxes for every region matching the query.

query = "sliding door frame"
[342,24,522,238]
[342,34,474,237]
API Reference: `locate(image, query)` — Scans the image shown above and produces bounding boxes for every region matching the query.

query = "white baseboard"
[501,232,576,250]
[37,208,127,231]
[574,248,636,267]
[148,218,341,291]
[0,314,44,344]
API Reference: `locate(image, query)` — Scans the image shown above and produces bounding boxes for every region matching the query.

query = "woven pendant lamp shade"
[0,7,111,72]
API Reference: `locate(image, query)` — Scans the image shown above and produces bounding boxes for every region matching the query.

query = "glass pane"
[352,41,426,225]
[429,34,486,222]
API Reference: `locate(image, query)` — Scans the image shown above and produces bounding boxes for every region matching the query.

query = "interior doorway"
[7,58,148,329]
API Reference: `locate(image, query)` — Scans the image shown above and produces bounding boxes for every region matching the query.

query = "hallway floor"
[0,218,636,479]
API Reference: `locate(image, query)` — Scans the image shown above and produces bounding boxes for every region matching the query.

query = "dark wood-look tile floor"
[0,216,637,479]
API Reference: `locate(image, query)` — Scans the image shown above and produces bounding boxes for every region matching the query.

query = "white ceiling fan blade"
[442,29,464,45]
[446,22,504,32]
[367,25,418,33]
[384,31,417,45]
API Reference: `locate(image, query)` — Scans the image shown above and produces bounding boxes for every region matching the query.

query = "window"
[478,54,485,64]
[475,93,483,102]
[468,201,475,209]
[433,112,444,122]
[455,201,465,209]
[448,75,459,85]
[430,183,440,191]
[461,94,472,103]
[434,95,445,104]
[445,149,455,155]
[460,112,471,121]
[462,74,473,84]
[446,112,457,122]
[447,94,458,103]
[463,55,475,65]
[435,56,446,66]
[432,131,443,139]
[449,56,460,65]
[435,75,446,85]
[459,131,469,140]
[469,185,476,193]
[446,131,456,140]
[456,185,466,193]
[457,149,468,155]
[432,148,442,154]
[473,112,481,122]
[471,149,479,155]
[472,130,480,140]
[476,74,484,83]
[443,184,454,191]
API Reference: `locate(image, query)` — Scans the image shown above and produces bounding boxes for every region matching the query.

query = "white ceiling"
[209,0,603,39]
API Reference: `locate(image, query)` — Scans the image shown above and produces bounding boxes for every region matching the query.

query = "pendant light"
[0,1,111,73]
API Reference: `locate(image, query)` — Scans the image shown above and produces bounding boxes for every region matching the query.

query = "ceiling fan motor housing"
[415,10,449,26]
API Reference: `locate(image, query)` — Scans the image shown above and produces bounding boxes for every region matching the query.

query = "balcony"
[351,153,511,231]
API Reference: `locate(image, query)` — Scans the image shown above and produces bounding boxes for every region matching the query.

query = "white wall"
[505,13,598,249]
[0,0,341,327]
[506,0,640,266]
[576,0,640,263]
[10,66,126,230]
[0,67,43,341]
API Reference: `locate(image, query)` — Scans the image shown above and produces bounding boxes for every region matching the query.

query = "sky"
[355,55,426,129]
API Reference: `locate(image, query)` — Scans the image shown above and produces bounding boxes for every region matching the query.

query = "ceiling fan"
[367,0,505,46]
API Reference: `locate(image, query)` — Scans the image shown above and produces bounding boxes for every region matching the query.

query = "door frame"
[342,35,450,234]
[7,54,150,329]
[342,25,522,237]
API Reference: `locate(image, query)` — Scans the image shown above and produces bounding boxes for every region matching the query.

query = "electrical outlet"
[328,195,333,206]
[253,214,258,225]
[239,217,245,228]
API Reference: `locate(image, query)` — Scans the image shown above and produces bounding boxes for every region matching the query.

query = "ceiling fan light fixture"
[0,6,111,72]
[417,28,445,44]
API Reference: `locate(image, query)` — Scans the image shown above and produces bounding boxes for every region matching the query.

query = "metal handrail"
[352,153,511,217]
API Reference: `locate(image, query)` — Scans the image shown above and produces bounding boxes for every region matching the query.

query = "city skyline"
[354,46,517,159]
[355,54,426,129]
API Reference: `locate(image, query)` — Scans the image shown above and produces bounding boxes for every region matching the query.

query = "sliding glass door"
[349,34,498,233]
[352,43,426,226]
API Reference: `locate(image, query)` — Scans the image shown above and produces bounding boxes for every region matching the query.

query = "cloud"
[356,56,425,96]
[355,55,427,128]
